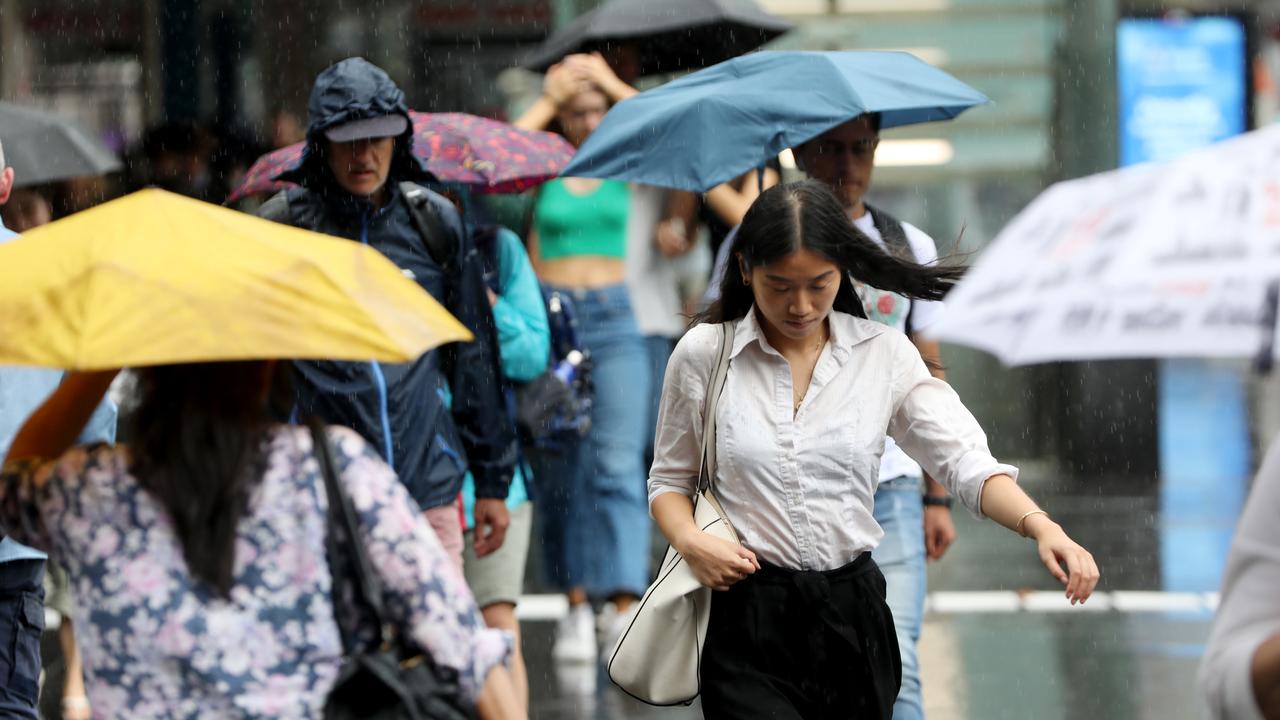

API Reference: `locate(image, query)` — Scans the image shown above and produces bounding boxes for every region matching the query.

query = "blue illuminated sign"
[1117,17,1248,167]
[1119,16,1252,594]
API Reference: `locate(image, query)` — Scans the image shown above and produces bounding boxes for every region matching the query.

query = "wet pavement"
[523,468,1229,719]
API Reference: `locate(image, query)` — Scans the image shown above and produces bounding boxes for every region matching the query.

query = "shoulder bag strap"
[866,202,920,336]
[697,320,737,496]
[309,419,391,640]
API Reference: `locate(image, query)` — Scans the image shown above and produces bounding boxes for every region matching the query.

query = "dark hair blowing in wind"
[700,180,964,325]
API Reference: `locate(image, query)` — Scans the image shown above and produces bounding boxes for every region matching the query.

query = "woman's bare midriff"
[536,256,627,289]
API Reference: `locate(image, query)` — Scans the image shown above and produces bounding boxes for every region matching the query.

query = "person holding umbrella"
[650,180,1099,718]
[514,55,674,665]
[257,57,518,571]
[0,189,524,717]
[2,365,524,718]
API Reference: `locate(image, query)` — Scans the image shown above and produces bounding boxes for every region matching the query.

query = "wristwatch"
[922,495,953,509]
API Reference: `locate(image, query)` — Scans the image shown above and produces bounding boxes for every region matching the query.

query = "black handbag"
[309,421,471,720]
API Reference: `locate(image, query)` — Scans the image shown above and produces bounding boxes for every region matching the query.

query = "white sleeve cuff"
[647,482,695,517]
[952,452,1019,519]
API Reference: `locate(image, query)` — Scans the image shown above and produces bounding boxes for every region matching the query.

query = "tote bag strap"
[309,419,394,647]
[696,320,737,497]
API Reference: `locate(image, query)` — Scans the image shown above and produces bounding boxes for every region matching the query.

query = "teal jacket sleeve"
[491,227,551,383]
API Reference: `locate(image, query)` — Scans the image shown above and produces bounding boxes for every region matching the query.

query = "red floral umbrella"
[227,112,574,202]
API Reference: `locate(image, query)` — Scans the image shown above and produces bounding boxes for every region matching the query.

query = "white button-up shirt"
[649,309,1018,571]
[1199,437,1280,720]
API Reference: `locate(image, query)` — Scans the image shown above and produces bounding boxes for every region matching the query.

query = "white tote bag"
[607,321,739,706]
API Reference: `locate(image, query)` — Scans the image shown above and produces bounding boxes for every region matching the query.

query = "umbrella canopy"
[520,0,792,77]
[0,101,122,187]
[228,112,574,202]
[0,189,470,370]
[927,124,1280,365]
[559,51,990,192]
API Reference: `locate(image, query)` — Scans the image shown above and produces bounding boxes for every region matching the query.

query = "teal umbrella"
[560,51,990,192]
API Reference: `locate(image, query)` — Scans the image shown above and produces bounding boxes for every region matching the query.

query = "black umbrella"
[520,0,793,78]
[0,102,122,188]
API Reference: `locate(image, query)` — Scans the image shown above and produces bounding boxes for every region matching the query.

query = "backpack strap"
[399,181,454,272]
[864,203,920,336]
[470,224,503,295]
[865,203,914,262]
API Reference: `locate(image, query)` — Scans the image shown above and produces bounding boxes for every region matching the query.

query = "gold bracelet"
[1016,509,1049,538]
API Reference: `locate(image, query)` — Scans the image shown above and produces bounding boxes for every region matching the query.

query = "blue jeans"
[0,558,44,720]
[642,335,675,466]
[535,285,652,599]
[872,476,926,720]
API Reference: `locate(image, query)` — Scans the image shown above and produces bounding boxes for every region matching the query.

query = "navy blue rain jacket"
[262,57,515,508]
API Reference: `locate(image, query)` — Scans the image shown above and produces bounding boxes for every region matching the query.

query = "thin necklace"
[792,326,829,414]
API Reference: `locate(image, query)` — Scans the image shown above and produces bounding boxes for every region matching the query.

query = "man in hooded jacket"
[258,57,516,563]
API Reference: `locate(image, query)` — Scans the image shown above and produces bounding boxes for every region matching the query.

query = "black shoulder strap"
[309,419,390,651]
[399,181,453,272]
[471,224,502,294]
[865,203,920,336]
[865,203,914,263]
[257,190,293,225]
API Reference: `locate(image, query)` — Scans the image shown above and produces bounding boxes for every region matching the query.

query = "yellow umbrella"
[0,188,471,370]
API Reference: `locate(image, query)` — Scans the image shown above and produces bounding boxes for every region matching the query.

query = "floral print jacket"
[0,425,509,718]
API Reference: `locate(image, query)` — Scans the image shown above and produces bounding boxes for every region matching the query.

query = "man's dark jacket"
[260,57,515,508]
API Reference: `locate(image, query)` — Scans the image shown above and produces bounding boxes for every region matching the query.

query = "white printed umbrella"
[927,123,1280,366]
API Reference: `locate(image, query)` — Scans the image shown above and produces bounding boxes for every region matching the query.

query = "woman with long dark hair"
[514,55,661,667]
[649,180,1099,718]
[0,362,523,718]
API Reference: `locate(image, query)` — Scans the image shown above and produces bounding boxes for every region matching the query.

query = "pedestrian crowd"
[0,34,1143,720]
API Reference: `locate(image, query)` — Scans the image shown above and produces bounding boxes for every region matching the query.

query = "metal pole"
[1056,0,1119,179]
[0,0,23,100]
[551,0,578,30]
[1049,0,1161,481]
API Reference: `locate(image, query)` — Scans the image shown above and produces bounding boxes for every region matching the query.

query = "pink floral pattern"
[0,426,509,718]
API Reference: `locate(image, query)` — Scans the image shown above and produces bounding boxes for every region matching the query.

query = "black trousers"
[701,554,901,720]
[0,558,45,720]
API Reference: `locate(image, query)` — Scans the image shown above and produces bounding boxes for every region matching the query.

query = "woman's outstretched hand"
[677,530,760,592]
[1023,514,1100,605]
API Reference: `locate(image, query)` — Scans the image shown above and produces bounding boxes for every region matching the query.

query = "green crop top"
[533,179,630,261]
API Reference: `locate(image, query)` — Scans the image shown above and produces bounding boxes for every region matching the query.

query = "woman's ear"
[737,254,751,285]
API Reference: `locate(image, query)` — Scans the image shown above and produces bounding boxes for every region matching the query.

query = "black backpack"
[472,225,593,450]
